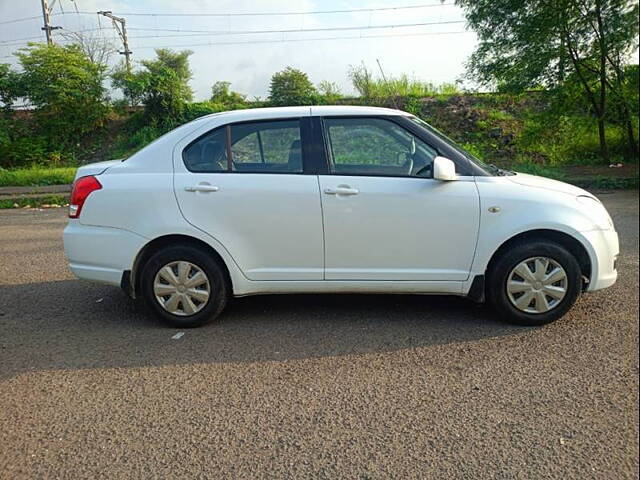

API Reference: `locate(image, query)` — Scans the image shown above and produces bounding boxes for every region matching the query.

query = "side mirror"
[433,156,458,181]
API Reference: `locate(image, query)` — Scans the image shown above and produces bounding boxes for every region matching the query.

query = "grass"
[0,167,76,187]
[348,65,460,98]
[509,163,569,180]
[507,163,639,189]
[0,194,68,209]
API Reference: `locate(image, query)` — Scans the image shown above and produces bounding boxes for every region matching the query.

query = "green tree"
[111,64,147,107]
[210,81,246,105]
[0,64,24,110]
[16,43,108,139]
[112,49,193,125]
[269,67,317,106]
[457,0,639,163]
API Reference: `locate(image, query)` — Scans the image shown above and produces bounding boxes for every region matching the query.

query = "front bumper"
[582,228,619,292]
[63,221,147,286]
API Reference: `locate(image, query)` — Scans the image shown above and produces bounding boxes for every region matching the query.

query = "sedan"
[63,106,619,327]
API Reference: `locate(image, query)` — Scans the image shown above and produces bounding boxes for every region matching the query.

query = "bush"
[316,81,342,104]
[269,67,317,106]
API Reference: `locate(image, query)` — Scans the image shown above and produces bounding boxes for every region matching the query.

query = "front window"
[324,117,437,177]
[408,116,497,174]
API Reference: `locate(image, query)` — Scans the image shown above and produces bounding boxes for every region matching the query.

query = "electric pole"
[97,11,132,72]
[376,59,399,109]
[40,0,61,45]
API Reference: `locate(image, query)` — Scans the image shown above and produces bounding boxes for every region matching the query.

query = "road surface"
[0,190,638,479]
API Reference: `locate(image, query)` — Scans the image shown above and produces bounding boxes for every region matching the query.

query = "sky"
[0,0,478,100]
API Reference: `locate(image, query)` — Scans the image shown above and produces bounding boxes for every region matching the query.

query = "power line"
[0,35,47,45]
[125,20,466,39]
[95,3,456,17]
[1,19,466,46]
[133,30,473,50]
[0,15,42,26]
[0,3,456,25]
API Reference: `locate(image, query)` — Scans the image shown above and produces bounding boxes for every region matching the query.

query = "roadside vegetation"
[0,0,637,190]
[0,166,76,187]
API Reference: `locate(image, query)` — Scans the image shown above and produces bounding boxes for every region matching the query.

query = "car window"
[230,120,302,173]
[325,117,437,177]
[182,127,228,173]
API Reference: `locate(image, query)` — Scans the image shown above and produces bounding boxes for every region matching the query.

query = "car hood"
[74,159,124,181]
[508,172,594,199]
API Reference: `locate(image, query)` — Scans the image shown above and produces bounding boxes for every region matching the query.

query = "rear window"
[183,127,228,173]
[182,119,303,174]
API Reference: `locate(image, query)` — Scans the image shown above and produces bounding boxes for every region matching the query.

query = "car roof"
[310,105,410,117]
[198,105,410,123]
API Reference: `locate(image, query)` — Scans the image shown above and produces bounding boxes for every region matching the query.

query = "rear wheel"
[140,245,228,327]
[487,240,582,326]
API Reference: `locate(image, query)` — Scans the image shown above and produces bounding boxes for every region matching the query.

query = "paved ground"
[0,190,638,479]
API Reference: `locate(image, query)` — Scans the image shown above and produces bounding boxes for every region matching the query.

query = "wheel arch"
[485,229,592,290]
[130,234,233,298]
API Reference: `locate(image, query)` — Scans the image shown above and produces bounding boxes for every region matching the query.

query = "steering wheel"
[402,137,417,175]
[402,154,413,175]
[398,151,414,175]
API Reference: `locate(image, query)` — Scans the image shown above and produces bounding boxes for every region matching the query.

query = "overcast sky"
[0,0,478,100]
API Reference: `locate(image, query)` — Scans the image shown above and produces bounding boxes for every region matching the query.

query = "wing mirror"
[433,156,458,181]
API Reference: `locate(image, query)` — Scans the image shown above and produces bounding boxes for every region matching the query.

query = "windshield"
[408,116,499,175]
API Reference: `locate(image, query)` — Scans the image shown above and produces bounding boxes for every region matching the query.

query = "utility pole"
[40,0,61,45]
[97,11,132,72]
[376,59,399,109]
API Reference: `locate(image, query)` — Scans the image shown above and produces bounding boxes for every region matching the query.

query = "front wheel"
[140,245,228,328]
[487,241,582,326]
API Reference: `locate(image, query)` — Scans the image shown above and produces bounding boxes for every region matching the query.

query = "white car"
[63,106,619,327]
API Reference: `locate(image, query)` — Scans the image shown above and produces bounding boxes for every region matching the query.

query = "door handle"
[324,187,359,196]
[185,185,219,193]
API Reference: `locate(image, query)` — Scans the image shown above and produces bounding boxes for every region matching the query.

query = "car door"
[318,116,480,281]
[174,117,324,281]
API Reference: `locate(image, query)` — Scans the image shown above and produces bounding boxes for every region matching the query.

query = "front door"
[318,116,480,281]
[174,118,324,281]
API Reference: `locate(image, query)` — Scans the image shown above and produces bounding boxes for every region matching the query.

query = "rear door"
[174,117,324,280]
[318,116,480,281]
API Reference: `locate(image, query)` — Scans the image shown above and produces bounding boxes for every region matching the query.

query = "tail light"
[69,175,102,218]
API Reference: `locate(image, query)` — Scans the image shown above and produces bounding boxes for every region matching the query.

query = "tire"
[140,245,228,328]
[487,240,582,326]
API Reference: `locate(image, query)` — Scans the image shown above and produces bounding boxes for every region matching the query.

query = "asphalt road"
[0,190,638,479]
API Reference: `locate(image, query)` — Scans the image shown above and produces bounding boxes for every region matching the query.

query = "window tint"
[325,117,437,177]
[231,120,302,173]
[231,131,261,164]
[183,127,228,173]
